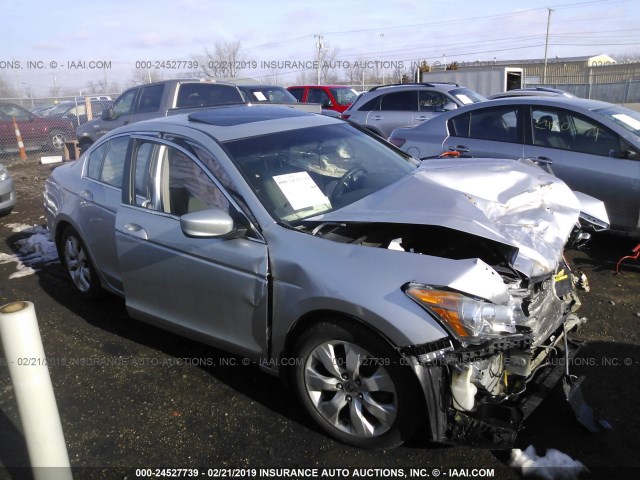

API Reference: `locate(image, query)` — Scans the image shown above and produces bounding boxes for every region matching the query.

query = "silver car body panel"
[312,158,581,279]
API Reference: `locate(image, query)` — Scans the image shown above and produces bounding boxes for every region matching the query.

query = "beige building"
[455,54,640,85]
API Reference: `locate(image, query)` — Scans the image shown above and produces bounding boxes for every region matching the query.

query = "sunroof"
[188,105,309,126]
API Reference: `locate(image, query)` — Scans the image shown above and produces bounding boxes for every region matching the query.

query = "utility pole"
[380,33,385,84]
[543,8,554,84]
[314,34,324,85]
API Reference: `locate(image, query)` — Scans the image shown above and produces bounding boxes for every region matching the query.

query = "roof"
[124,104,339,142]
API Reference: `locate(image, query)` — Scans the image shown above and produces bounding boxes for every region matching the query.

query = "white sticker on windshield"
[612,113,640,130]
[456,94,473,105]
[273,172,331,210]
[254,91,268,101]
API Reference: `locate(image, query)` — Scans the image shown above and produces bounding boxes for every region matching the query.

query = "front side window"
[137,84,164,113]
[530,107,624,157]
[129,140,230,216]
[307,89,332,106]
[329,87,358,106]
[418,91,450,112]
[112,90,137,119]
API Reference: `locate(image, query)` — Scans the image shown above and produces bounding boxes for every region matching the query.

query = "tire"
[59,227,103,299]
[48,129,67,151]
[78,139,93,154]
[291,320,423,449]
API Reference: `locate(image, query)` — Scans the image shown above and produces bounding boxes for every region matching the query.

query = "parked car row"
[0,102,75,153]
[386,96,640,234]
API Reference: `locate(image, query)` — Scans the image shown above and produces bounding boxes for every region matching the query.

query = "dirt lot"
[0,156,639,480]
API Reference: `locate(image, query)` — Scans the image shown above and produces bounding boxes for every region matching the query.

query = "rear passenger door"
[522,106,640,230]
[366,90,417,138]
[444,105,523,157]
[78,135,131,292]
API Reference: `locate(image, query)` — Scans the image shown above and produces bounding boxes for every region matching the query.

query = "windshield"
[593,105,640,138]
[329,87,359,106]
[223,123,417,224]
[42,103,74,116]
[450,87,487,105]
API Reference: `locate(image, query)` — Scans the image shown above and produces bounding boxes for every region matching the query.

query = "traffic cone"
[12,117,27,160]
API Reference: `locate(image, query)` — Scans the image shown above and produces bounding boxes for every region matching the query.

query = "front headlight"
[404,284,522,342]
[0,165,8,182]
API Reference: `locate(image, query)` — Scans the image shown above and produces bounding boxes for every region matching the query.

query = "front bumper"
[406,315,584,449]
[0,176,16,213]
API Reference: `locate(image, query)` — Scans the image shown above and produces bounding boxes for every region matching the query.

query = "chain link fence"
[0,96,116,162]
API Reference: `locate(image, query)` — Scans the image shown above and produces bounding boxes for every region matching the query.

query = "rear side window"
[380,91,417,111]
[176,84,243,107]
[449,107,519,143]
[85,136,130,188]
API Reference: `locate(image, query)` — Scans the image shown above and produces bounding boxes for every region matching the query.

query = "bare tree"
[130,68,163,86]
[197,41,247,78]
[0,75,17,98]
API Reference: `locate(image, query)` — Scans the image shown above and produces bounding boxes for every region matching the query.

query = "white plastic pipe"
[0,301,72,480]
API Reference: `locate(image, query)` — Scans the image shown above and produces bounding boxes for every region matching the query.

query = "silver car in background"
[45,105,603,449]
[389,96,640,234]
[0,163,16,214]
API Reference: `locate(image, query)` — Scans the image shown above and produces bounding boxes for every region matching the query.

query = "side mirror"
[442,102,457,111]
[101,107,115,120]
[322,100,334,109]
[180,208,246,238]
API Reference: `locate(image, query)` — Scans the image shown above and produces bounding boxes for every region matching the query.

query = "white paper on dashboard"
[273,172,331,210]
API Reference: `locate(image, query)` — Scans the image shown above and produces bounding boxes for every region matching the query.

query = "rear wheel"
[60,227,103,299]
[292,320,423,449]
[48,129,67,151]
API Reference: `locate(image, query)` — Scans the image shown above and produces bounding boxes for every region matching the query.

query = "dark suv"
[0,102,75,153]
[340,83,486,138]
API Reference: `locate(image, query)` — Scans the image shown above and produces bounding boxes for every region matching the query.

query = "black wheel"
[78,139,93,154]
[48,129,67,151]
[291,320,423,449]
[59,227,103,299]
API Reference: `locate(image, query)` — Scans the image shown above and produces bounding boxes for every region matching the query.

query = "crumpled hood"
[312,158,581,278]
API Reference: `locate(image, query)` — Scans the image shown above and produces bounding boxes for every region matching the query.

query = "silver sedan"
[389,96,640,234]
[45,105,600,449]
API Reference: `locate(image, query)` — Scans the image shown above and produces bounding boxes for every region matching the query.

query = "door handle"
[79,189,93,201]
[415,116,429,121]
[446,145,470,153]
[122,223,148,240]
[371,115,383,121]
[123,121,129,125]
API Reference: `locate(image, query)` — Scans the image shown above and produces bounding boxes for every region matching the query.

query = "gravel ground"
[0,156,639,480]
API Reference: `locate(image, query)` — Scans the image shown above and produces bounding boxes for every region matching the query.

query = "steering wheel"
[330,167,366,204]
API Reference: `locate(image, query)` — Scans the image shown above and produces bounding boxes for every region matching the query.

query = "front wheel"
[59,227,103,299]
[291,321,423,449]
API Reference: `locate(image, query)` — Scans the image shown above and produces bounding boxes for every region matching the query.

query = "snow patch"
[510,445,588,480]
[0,225,59,279]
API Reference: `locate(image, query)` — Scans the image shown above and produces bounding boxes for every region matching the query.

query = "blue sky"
[1,0,638,96]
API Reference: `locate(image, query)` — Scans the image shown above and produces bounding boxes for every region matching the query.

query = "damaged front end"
[304,158,609,448]
[401,272,585,449]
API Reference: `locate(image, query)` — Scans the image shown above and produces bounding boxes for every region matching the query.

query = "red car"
[286,85,359,113]
[0,102,75,153]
